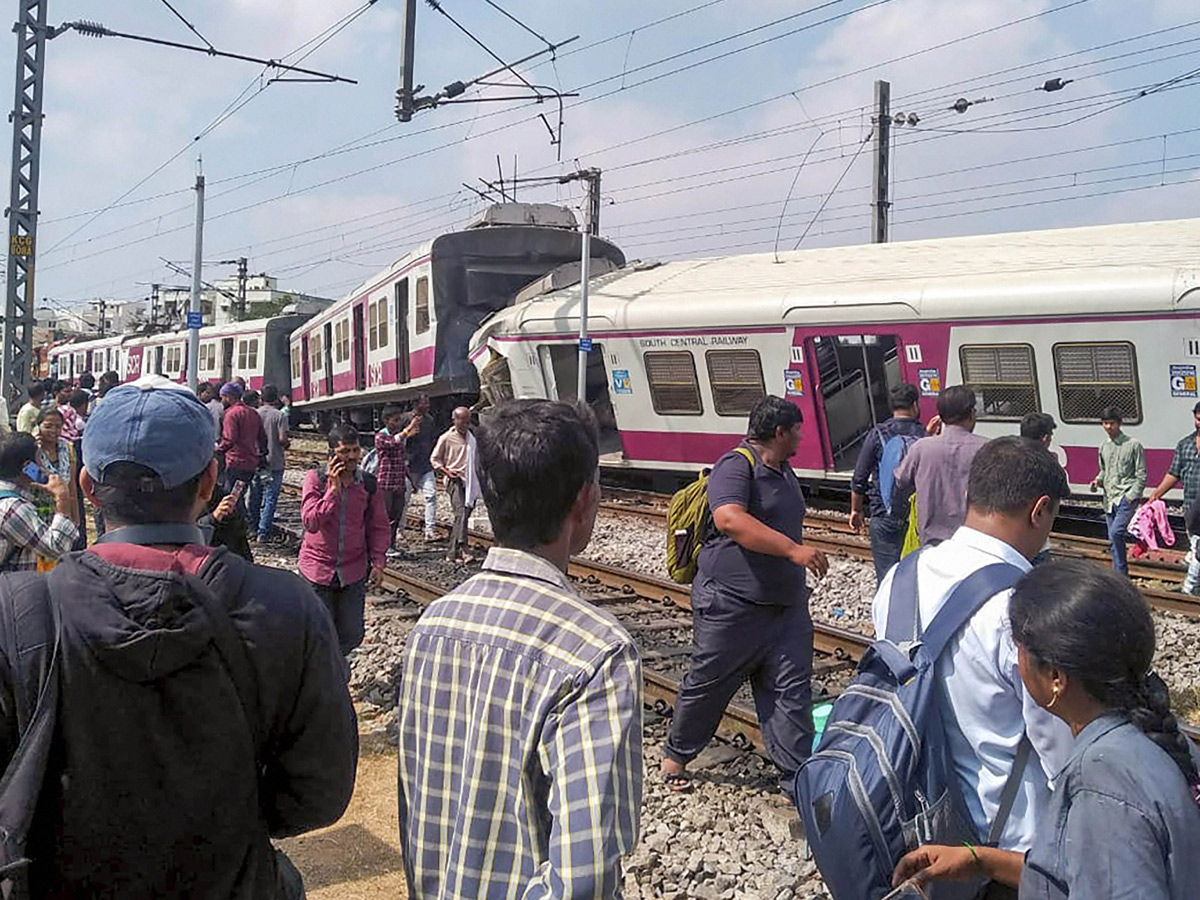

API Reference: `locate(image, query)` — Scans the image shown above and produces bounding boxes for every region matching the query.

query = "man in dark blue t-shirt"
[849,383,925,584]
[662,396,828,792]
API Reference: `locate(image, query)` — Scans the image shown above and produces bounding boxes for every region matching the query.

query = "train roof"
[477,218,1200,339]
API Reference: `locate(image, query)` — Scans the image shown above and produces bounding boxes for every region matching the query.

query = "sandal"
[663,771,693,793]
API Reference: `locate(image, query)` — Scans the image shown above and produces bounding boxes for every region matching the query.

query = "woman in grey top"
[892,560,1200,899]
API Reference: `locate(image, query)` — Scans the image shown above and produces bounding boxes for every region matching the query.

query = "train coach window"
[706,350,766,416]
[311,333,323,371]
[1053,341,1142,424]
[644,351,703,415]
[368,303,378,352]
[959,344,1040,420]
[415,277,430,335]
[291,346,302,382]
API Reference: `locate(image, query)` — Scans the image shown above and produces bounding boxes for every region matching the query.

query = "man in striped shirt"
[397,401,643,900]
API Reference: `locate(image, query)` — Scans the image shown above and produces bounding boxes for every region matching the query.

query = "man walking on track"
[892,385,989,546]
[398,400,642,900]
[1148,401,1200,593]
[374,406,420,551]
[0,373,356,899]
[255,385,290,542]
[662,395,828,793]
[299,424,389,657]
[849,382,925,584]
[215,382,263,520]
[872,437,1074,895]
[405,394,437,542]
[1090,406,1145,574]
[431,406,480,563]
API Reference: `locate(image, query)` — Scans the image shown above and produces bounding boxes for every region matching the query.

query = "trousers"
[256,469,284,541]
[411,470,437,537]
[1106,497,1135,574]
[223,467,256,522]
[446,477,473,560]
[309,576,366,656]
[381,485,408,548]
[868,514,905,585]
[664,578,814,777]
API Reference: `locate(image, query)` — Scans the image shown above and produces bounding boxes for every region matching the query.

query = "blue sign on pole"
[578,337,593,352]
[186,312,203,329]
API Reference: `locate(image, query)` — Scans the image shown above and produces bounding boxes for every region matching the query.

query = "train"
[469,217,1200,496]
[46,315,307,394]
[41,213,1200,500]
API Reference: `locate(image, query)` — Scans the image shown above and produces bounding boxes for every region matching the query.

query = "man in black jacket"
[0,373,357,899]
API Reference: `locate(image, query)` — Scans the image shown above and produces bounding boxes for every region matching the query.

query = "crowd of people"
[0,367,1195,899]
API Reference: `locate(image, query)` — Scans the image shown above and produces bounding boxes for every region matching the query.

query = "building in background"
[159,274,331,327]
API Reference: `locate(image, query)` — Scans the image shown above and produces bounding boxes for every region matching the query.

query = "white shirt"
[871,526,1074,852]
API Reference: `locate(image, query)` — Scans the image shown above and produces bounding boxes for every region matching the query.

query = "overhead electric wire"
[157,0,214,51]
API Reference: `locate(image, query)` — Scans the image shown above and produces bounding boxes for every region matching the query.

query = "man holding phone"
[0,431,77,571]
[299,425,389,660]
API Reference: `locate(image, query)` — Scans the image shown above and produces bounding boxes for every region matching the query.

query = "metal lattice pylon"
[3,0,50,401]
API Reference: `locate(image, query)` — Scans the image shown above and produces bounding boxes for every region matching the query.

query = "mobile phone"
[22,461,46,485]
[228,480,247,504]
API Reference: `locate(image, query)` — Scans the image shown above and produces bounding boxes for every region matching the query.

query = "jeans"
[256,469,284,540]
[867,515,905,586]
[412,469,437,537]
[248,468,268,527]
[381,485,408,548]
[309,576,367,656]
[1184,534,1200,594]
[664,578,814,778]
[223,467,256,522]
[446,476,473,560]
[1106,498,1135,574]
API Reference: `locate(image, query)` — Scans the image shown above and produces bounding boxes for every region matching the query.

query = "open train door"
[395,279,410,384]
[301,335,311,400]
[352,302,366,391]
[221,338,234,384]
[536,343,625,456]
[806,333,902,471]
[323,322,334,396]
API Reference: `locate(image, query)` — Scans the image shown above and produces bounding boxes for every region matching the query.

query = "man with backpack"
[299,424,390,657]
[849,383,925,584]
[0,374,356,899]
[662,396,828,793]
[892,385,990,547]
[798,437,1073,900]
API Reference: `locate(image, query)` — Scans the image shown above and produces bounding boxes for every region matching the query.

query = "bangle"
[962,842,982,873]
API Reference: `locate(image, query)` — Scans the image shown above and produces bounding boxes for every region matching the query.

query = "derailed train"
[46,212,1200,497]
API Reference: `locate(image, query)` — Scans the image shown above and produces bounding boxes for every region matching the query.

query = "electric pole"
[187,167,204,392]
[395,0,417,122]
[97,297,106,337]
[572,168,601,402]
[871,79,891,244]
[3,0,51,402]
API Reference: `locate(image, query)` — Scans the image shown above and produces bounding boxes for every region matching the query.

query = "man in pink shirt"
[299,424,389,658]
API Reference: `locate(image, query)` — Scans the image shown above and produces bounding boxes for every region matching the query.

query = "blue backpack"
[793,553,1031,900]
[876,429,920,516]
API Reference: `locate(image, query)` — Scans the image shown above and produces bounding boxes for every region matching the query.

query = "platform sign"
[578,337,593,352]
[186,311,203,329]
[918,368,941,396]
[612,369,633,394]
[784,368,804,397]
[1170,364,1197,398]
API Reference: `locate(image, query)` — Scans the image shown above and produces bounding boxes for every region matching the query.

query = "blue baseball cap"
[83,374,217,489]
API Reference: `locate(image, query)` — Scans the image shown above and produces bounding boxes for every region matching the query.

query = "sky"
[9,0,1200,317]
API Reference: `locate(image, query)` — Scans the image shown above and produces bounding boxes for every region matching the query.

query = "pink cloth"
[59,405,85,442]
[298,468,389,586]
[1128,499,1174,558]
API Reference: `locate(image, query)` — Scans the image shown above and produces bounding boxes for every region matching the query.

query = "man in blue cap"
[0,374,357,899]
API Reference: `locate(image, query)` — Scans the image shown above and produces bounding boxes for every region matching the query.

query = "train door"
[537,344,623,454]
[352,303,366,391]
[153,346,164,376]
[323,322,334,395]
[301,336,311,399]
[395,279,410,383]
[807,333,901,470]
[221,338,234,383]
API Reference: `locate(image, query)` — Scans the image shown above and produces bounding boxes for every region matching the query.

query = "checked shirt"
[1168,431,1200,509]
[397,547,643,900]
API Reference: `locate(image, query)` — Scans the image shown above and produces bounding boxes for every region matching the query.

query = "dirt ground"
[279,740,408,900]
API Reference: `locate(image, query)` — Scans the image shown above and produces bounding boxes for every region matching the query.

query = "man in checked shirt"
[397,400,643,899]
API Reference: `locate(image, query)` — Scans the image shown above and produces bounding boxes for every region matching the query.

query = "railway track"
[599,487,1200,620]
[273,480,1200,752]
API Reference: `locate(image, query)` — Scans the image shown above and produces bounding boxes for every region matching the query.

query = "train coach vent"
[1052,341,1141,424]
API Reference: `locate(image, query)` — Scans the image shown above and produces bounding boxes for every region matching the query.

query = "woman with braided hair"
[891,559,1200,899]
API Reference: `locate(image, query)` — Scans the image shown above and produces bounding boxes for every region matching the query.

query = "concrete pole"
[871,79,891,244]
[576,174,594,403]
[187,168,205,392]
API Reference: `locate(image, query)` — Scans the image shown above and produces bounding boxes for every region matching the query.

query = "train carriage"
[470,217,1200,496]
[289,203,624,426]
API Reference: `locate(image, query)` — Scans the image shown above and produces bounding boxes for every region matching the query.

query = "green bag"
[665,447,755,584]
